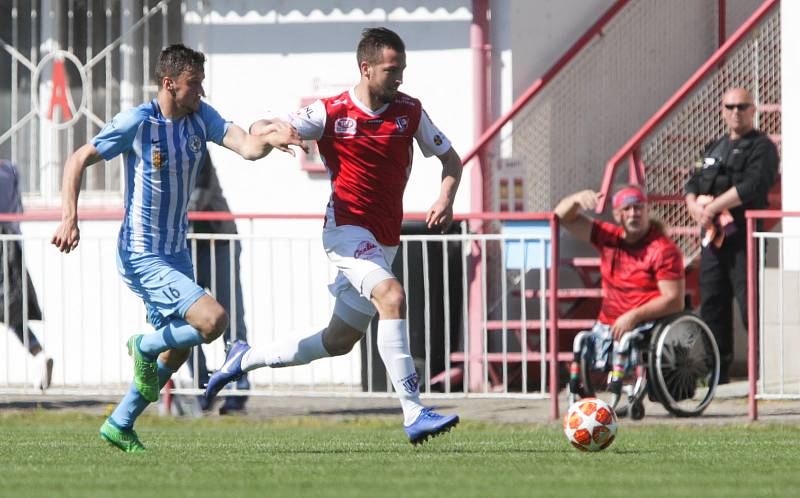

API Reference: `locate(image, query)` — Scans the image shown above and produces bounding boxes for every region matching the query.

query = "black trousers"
[698,232,748,377]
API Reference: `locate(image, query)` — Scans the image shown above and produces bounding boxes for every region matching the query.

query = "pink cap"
[612,187,647,209]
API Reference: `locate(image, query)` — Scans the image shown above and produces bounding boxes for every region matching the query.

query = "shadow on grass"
[0,399,108,410]
[308,404,457,417]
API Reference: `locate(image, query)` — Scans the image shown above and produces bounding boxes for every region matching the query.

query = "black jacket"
[684,129,779,229]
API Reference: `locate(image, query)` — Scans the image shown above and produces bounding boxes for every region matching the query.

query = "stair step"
[514,288,603,299]
[449,351,574,363]
[485,319,595,330]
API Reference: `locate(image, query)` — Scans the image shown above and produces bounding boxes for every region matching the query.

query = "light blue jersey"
[92,99,230,254]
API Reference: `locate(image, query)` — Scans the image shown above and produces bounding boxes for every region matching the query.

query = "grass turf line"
[1,412,799,498]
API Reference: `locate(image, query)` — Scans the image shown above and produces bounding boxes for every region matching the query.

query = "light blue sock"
[109,360,176,430]
[138,319,205,358]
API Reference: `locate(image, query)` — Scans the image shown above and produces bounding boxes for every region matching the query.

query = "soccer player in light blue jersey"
[51,44,306,453]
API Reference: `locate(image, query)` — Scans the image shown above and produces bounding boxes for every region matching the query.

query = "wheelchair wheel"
[648,312,720,417]
[630,400,645,420]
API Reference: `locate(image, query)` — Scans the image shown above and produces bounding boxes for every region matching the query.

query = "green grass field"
[1,411,799,498]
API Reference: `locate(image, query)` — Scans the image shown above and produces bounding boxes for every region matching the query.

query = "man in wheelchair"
[554,185,685,407]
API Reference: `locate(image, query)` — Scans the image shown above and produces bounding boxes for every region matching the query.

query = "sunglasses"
[724,103,753,111]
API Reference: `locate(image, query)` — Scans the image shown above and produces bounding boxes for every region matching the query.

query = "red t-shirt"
[285,89,452,245]
[590,220,684,324]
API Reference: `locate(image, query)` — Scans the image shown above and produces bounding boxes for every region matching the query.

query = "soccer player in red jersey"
[205,27,462,444]
[554,185,685,402]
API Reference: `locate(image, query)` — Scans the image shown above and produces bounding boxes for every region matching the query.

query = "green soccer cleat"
[127,334,159,402]
[99,419,146,453]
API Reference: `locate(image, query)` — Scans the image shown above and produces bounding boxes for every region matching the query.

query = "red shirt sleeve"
[590,219,621,249]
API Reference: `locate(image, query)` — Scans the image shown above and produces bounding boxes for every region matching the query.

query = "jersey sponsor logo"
[433,134,443,146]
[335,117,357,135]
[188,134,202,153]
[353,240,379,259]
[152,147,163,170]
[395,116,408,133]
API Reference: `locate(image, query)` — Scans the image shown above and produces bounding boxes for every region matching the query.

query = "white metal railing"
[0,215,559,403]
[746,211,800,420]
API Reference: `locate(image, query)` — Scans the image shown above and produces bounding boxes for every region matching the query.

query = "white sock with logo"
[377,319,424,426]
[240,329,330,371]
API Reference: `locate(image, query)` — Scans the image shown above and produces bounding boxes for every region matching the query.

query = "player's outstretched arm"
[248,118,280,136]
[51,143,103,253]
[223,123,307,161]
[553,190,601,243]
[426,147,463,233]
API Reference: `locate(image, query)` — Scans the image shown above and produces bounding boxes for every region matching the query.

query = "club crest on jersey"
[188,134,202,153]
[335,117,357,135]
[354,241,379,259]
[395,116,409,133]
[151,147,163,170]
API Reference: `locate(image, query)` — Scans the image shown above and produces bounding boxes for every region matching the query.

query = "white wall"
[182,1,474,217]
[781,0,800,269]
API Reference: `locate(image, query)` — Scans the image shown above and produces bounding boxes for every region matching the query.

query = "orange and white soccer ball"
[563,397,618,452]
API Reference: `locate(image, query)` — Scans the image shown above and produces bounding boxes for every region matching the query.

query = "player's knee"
[372,280,406,317]
[209,311,229,342]
[199,307,228,343]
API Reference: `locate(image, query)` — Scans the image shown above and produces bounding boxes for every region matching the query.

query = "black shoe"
[219,396,247,415]
[198,395,215,412]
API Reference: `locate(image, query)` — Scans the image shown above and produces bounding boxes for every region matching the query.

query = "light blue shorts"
[117,248,207,330]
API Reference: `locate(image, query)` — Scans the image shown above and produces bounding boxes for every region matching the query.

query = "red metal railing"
[460,0,631,167]
[596,0,780,212]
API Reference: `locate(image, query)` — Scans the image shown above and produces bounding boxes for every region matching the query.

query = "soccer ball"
[563,397,618,452]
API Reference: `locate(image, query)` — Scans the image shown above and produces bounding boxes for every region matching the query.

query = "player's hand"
[263,121,308,156]
[611,311,638,341]
[51,220,80,253]
[426,198,454,233]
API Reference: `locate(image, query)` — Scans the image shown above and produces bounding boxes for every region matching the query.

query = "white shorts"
[323,225,398,317]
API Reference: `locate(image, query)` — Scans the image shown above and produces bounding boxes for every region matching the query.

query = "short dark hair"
[356,27,405,66]
[156,43,205,80]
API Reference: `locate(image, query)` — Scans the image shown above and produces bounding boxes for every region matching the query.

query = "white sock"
[240,329,330,371]
[377,319,424,426]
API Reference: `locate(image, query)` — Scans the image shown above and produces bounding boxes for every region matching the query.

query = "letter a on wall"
[47,58,74,121]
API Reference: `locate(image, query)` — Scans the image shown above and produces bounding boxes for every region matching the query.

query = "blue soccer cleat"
[404,408,459,445]
[204,341,250,405]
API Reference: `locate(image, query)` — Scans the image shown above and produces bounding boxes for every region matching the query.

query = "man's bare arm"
[426,147,463,232]
[611,278,685,339]
[553,190,602,243]
[51,143,104,253]
[222,122,307,160]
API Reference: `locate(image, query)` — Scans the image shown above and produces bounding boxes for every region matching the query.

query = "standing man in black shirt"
[684,87,779,383]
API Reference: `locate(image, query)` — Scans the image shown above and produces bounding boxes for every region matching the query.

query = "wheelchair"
[567,311,720,419]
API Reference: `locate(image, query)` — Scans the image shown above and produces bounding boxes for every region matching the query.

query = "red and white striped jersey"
[286,88,452,245]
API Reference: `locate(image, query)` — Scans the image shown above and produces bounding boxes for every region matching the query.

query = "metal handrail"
[596,0,780,212]
[460,0,631,166]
